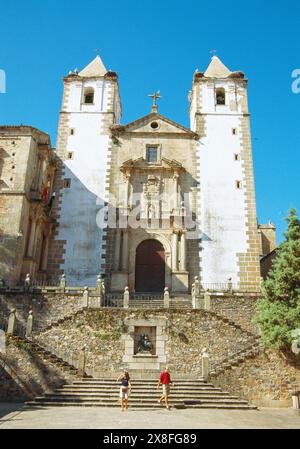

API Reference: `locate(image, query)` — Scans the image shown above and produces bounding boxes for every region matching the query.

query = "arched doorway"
[135,239,165,292]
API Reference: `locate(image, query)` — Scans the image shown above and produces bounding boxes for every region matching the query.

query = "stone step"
[31,396,249,404]
[26,374,256,410]
[71,383,215,388]
[74,378,205,382]
[48,393,238,400]
[67,383,221,390]
[25,401,256,409]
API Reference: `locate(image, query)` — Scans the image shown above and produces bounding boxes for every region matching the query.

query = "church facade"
[46,55,262,293]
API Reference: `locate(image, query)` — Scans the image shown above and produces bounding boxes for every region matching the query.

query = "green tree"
[254,208,300,351]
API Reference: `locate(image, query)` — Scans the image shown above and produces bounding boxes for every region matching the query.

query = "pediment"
[121,157,184,172]
[113,113,197,138]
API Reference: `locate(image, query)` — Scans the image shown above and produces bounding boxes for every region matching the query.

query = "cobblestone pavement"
[0,404,299,429]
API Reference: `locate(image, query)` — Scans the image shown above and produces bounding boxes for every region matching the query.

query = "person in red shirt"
[157,366,173,410]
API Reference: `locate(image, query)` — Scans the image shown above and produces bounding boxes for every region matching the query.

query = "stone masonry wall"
[210,293,259,334]
[0,292,83,330]
[213,350,300,407]
[35,308,255,376]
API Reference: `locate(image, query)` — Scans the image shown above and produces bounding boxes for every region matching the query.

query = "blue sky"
[0,0,299,242]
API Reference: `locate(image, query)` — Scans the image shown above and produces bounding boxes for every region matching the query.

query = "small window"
[236,180,242,189]
[64,179,71,188]
[150,121,159,130]
[83,87,94,104]
[146,146,158,163]
[67,152,74,160]
[70,128,75,135]
[216,87,225,105]
[234,154,240,161]
[232,128,237,135]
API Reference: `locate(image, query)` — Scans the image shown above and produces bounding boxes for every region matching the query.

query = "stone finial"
[59,273,66,291]
[77,346,86,378]
[194,276,200,296]
[24,273,31,292]
[227,277,233,293]
[291,337,300,356]
[164,287,170,309]
[123,286,130,309]
[25,310,33,339]
[291,390,300,410]
[96,274,102,294]
[82,286,89,308]
[204,290,211,311]
[201,347,210,381]
[7,309,17,336]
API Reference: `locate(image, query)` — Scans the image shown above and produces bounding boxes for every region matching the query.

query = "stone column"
[173,172,179,207]
[121,230,129,271]
[180,232,186,271]
[125,174,131,208]
[114,229,121,271]
[41,236,49,271]
[171,232,178,272]
[27,220,37,257]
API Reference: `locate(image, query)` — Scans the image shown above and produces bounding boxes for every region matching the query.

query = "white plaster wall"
[197,82,248,285]
[56,79,112,286]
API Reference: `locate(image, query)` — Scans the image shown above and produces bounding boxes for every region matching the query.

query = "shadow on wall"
[48,158,107,287]
[0,232,21,284]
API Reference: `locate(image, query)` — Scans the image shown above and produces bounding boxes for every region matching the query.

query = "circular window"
[150,121,159,129]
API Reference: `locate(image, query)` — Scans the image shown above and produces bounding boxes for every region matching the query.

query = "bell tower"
[48,56,122,285]
[189,56,261,289]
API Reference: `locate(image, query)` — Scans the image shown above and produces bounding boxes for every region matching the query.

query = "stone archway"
[135,239,165,292]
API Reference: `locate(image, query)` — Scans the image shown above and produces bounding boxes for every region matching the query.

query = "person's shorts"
[162,384,170,396]
[120,387,129,399]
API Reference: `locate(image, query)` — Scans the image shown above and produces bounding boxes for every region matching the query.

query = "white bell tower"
[50,56,121,286]
[189,56,261,289]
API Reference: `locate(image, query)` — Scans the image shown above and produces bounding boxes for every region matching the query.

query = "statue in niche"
[142,175,161,220]
[148,203,154,219]
[137,333,153,353]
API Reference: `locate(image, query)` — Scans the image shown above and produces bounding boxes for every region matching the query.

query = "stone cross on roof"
[148,91,161,113]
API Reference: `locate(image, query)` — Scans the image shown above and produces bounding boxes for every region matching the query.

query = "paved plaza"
[0,404,299,429]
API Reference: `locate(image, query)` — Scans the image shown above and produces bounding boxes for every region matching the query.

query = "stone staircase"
[25,377,257,409]
[210,339,261,378]
[11,336,82,376]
